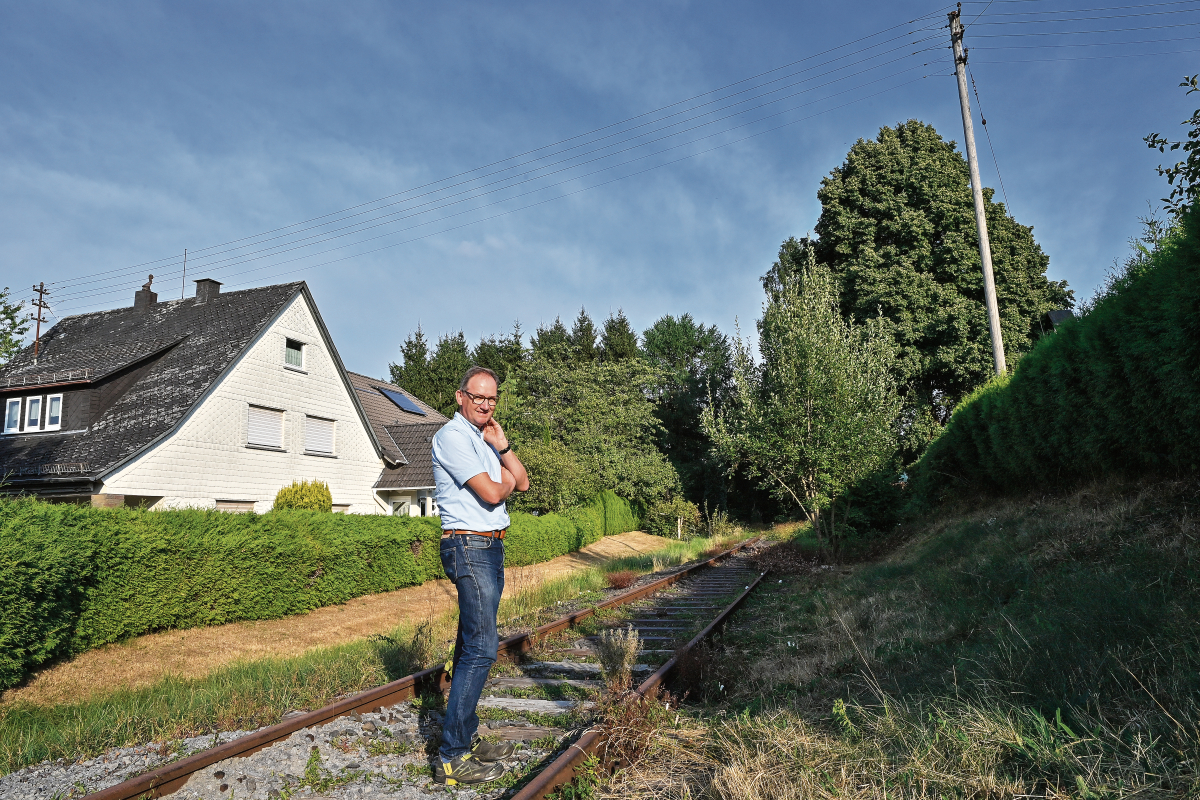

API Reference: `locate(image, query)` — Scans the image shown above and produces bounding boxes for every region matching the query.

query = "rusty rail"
[83,535,761,800]
[510,569,768,800]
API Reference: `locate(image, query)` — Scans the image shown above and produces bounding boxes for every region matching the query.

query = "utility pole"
[30,282,50,363]
[181,249,187,300]
[950,5,1006,375]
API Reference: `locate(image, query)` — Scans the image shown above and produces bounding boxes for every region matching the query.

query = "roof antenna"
[30,282,50,364]
[180,249,187,300]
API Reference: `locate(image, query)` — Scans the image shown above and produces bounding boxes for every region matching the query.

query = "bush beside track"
[912,206,1200,500]
[0,490,639,691]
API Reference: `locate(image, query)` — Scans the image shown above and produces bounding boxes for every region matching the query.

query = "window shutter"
[248,406,284,448]
[305,416,334,454]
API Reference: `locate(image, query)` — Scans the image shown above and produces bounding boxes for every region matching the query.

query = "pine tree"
[569,307,598,363]
[599,309,638,362]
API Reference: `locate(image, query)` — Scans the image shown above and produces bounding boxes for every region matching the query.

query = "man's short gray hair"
[459,365,500,392]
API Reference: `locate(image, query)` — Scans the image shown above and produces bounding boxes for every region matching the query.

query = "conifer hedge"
[0,491,640,691]
[911,207,1200,499]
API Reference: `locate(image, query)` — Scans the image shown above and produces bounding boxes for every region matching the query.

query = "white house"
[0,279,448,514]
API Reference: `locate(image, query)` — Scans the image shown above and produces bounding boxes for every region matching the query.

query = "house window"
[25,396,42,432]
[46,394,63,431]
[216,500,256,513]
[332,504,349,514]
[285,339,304,369]
[247,405,284,450]
[304,415,335,455]
[3,399,20,434]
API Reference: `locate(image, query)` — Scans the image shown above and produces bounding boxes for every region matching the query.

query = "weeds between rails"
[599,482,1200,799]
[0,532,752,776]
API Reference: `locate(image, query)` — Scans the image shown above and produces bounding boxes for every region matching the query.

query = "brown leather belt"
[442,528,507,540]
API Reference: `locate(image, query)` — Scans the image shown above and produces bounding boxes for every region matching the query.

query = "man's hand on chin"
[482,418,509,451]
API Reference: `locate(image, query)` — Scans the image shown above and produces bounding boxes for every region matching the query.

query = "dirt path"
[1,532,670,708]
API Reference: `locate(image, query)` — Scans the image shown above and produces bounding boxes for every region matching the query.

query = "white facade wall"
[102,294,386,514]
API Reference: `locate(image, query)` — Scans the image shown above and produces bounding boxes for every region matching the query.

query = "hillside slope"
[605,482,1200,798]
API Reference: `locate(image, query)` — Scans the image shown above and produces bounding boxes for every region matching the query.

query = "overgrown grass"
[0,531,750,776]
[605,482,1200,798]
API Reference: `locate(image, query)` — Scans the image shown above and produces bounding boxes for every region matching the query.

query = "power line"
[58,67,939,312]
[47,10,950,291]
[51,42,944,305]
[967,65,1013,212]
[972,45,1200,58]
[54,34,944,297]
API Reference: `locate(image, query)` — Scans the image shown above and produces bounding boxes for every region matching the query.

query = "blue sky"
[1,0,1196,377]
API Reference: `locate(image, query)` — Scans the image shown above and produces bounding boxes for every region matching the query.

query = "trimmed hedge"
[0,491,641,691]
[911,207,1200,500]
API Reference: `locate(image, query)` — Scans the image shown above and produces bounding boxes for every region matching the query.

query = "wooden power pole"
[30,282,50,363]
[950,5,1006,376]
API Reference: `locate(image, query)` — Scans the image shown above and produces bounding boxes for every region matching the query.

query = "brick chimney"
[134,288,157,310]
[194,278,222,302]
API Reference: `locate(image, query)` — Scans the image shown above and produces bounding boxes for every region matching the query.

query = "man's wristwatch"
[497,443,512,455]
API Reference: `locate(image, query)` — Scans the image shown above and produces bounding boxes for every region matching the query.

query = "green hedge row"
[911,207,1200,500]
[0,491,641,691]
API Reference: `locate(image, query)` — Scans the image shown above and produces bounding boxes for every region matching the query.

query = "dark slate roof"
[344,371,448,490]
[375,421,447,489]
[0,283,309,482]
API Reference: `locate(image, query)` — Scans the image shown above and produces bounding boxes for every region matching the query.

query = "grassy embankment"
[603,483,1200,799]
[0,531,750,776]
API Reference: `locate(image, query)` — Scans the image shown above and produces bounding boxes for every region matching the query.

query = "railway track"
[78,536,766,800]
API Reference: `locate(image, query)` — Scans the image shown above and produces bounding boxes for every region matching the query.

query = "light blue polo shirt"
[432,412,511,532]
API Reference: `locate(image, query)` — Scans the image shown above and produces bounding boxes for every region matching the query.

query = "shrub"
[0,489,644,691]
[643,497,703,539]
[911,205,1200,501]
[605,570,639,590]
[274,480,333,512]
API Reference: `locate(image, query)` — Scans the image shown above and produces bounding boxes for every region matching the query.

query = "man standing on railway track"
[430,365,530,786]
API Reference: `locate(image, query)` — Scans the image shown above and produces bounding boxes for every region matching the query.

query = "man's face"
[456,373,499,428]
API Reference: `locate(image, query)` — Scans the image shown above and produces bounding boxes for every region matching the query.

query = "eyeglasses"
[461,389,500,407]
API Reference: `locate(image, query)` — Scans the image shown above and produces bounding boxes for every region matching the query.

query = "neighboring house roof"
[344,371,449,491]
[0,282,385,489]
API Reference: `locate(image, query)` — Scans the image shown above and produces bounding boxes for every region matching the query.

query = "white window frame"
[304,415,335,456]
[25,395,43,433]
[246,405,285,450]
[44,393,63,432]
[284,338,306,372]
[3,398,21,434]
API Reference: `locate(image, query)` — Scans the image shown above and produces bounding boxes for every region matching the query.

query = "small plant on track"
[594,625,640,684]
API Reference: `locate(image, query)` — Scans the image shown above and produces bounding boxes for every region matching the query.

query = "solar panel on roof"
[378,387,428,416]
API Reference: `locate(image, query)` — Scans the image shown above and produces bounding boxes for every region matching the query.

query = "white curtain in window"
[305,416,334,454]
[247,406,284,448]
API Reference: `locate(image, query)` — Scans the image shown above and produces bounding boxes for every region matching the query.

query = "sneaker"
[471,736,516,762]
[432,753,506,786]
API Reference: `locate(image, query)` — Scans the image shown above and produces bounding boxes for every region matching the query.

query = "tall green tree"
[531,317,570,359]
[704,249,900,544]
[506,349,680,513]
[599,309,639,362]
[389,328,470,416]
[568,308,599,363]
[812,120,1072,447]
[472,321,526,380]
[0,288,28,365]
[642,313,732,508]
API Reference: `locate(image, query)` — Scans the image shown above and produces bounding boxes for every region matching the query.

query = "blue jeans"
[438,534,505,762]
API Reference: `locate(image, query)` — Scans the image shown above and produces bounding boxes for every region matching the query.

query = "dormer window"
[26,397,42,431]
[4,399,19,434]
[46,394,62,431]
[285,339,304,370]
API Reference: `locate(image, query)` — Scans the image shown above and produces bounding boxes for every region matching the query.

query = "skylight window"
[285,339,304,369]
